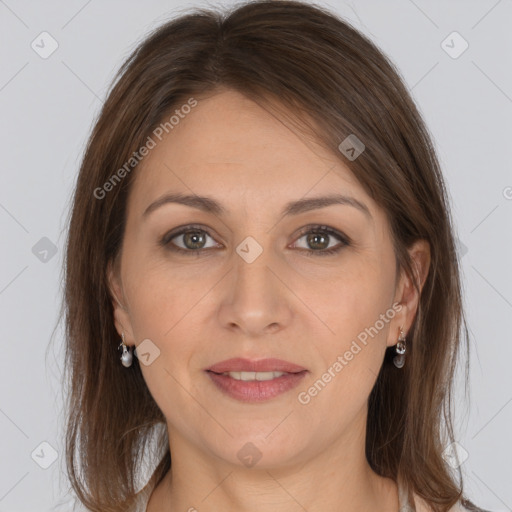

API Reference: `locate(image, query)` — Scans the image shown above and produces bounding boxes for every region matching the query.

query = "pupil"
[184,230,205,249]
[308,233,327,250]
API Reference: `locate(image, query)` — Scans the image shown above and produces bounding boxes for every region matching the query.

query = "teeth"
[221,371,287,381]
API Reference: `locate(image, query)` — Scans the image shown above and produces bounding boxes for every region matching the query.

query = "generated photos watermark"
[93,97,198,200]
[297,302,403,405]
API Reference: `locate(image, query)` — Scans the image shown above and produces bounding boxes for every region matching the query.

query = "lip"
[205,358,308,403]
[206,370,307,402]
[206,357,307,373]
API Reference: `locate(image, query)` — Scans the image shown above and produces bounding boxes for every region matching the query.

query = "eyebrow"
[142,192,372,220]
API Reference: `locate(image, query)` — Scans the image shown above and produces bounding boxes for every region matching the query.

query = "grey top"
[50,470,474,511]
[132,476,472,512]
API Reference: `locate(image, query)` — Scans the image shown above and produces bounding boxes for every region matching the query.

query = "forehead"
[127,89,375,220]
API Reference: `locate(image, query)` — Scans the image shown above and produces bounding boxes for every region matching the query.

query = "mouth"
[206,357,307,374]
[208,370,299,381]
[204,358,308,402]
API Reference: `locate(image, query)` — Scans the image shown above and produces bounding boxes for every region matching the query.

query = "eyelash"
[159,224,350,257]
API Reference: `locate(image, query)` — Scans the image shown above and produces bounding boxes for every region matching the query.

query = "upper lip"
[206,358,307,374]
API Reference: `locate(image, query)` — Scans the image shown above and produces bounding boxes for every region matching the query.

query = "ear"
[387,239,431,347]
[107,258,136,347]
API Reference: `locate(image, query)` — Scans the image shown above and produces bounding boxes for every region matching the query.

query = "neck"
[147,424,399,512]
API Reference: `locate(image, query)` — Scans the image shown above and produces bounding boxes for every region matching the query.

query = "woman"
[62,1,488,510]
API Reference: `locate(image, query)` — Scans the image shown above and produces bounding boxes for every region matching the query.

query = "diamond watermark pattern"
[442,441,469,468]
[456,237,469,258]
[32,237,58,263]
[134,338,161,366]
[236,236,263,264]
[338,134,365,161]
[441,31,469,59]
[237,442,262,468]
[31,441,58,469]
[31,31,59,59]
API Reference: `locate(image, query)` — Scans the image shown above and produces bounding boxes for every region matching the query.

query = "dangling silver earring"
[393,326,407,369]
[118,332,133,368]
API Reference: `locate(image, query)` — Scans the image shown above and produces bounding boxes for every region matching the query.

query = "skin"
[108,88,430,512]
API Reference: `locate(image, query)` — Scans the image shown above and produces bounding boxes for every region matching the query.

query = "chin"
[205,431,310,471]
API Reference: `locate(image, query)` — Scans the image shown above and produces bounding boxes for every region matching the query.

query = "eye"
[291,225,349,256]
[159,223,350,257]
[160,225,221,254]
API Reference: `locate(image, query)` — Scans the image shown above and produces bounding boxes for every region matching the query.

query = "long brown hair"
[61,1,479,510]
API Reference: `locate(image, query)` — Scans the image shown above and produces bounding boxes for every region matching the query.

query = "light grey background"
[0,0,511,510]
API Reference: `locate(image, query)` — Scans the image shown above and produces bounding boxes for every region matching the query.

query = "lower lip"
[205,370,307,402]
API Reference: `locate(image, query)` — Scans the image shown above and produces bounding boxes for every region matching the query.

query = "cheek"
[122,248,201,338]
[125,279,177,341]
[298,275,393,431]
[121,255,211,394]
[323,259,393,337]
[122,262,197,411]
[308,257,395,402]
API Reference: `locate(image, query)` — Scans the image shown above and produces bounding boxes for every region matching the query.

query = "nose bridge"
[234,244,274,300]
[218,235,292,335]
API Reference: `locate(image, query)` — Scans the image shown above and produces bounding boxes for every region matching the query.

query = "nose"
[217,245,294,338]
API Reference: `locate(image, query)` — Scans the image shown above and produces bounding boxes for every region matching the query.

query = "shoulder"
[413,493,491,512]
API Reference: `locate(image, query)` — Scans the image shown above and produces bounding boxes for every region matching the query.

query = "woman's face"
[109,89,427,470]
